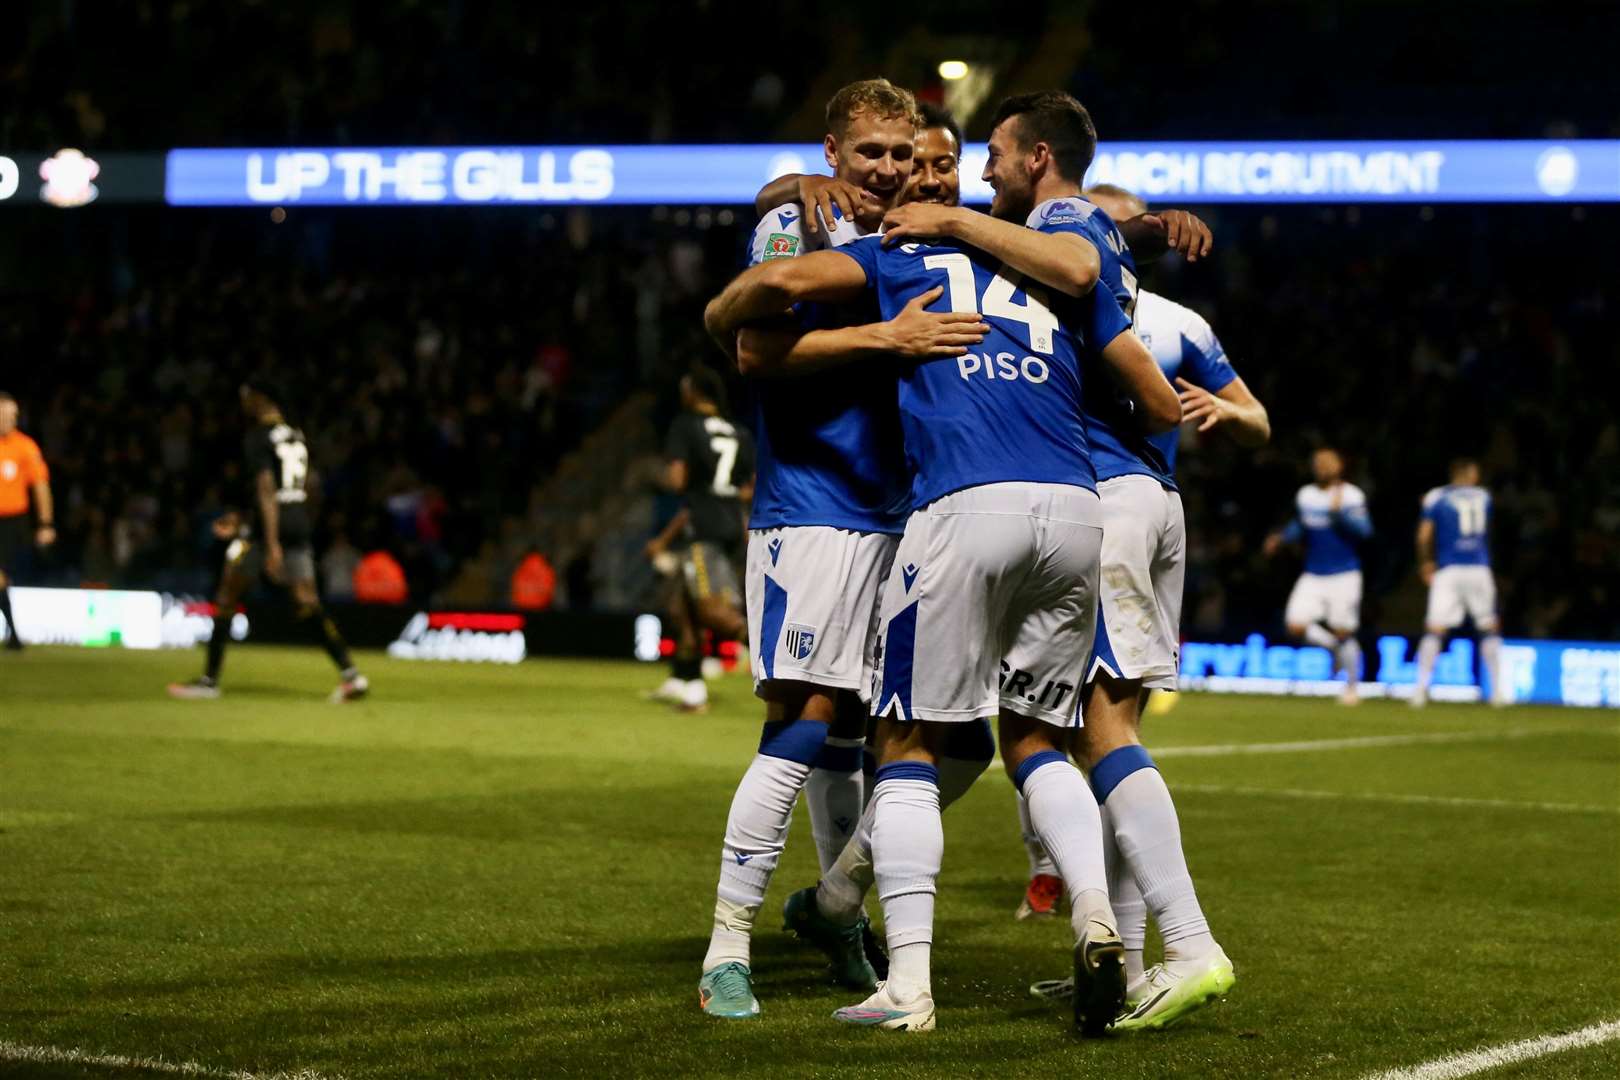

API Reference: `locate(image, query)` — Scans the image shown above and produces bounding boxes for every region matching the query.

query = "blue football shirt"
[742,204,910,535]
[1284,483,1373,575]
[1422,484,1492,568]
[1025,197,1177,489]
[834,233,1132,508]
[1134,289,1239,475]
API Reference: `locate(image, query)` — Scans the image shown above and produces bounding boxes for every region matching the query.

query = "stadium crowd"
[6,2,1614,152]
[1,209,722,609]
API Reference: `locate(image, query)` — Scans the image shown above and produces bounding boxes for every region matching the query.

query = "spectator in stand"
[354,548,408,605]
[511,550,557,611]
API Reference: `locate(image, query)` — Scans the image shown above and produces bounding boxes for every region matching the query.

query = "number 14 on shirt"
[922,253,1059,355]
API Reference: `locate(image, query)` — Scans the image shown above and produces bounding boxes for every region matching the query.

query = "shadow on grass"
[195,681,335,702]
[100,929,830,987]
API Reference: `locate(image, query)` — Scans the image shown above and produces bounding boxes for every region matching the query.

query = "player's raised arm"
[1083,185,1213,265]
[1115,210,1214,264]
[882,203,1101,298]
[753,175,864,234]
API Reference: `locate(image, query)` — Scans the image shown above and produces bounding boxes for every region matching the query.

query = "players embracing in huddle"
[700,78,1265,1036]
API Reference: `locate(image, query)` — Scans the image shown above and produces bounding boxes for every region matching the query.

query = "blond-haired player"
[696,79,990,1020]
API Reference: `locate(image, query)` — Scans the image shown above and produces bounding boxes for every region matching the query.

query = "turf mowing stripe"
[1361,1017,1620,1079]
[0,810,83,828]
[0,1041,339,1080]
[1174,783,1620,816]
[1152,727,1605,758]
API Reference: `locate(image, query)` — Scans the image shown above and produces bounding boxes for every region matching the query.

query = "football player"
[644,367,755,712]
[1264,447,1373,704]
[1413,458,1504,705]
[169,378,368,703]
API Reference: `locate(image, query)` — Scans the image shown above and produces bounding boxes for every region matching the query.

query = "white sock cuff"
[1017,755,1079,796]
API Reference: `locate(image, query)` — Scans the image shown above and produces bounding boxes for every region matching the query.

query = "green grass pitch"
[2,645,1617,1078]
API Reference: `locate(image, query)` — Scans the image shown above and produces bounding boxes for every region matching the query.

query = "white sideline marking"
[1175,783,1620,816]
[0,1040,339,1080]
[1152,727,1593,758]
[1361,1017,1620,1079]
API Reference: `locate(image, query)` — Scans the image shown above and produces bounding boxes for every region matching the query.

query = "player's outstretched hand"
[880,202,961,245]
[800,176,864,234]
[35,525,56,548]
[1152,210,1213,262]
[1262,533,1284,558]
[881,286,987,358]
[1176,377,1239,432]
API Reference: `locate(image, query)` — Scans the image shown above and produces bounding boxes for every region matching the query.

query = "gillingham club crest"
[784,623,816,662]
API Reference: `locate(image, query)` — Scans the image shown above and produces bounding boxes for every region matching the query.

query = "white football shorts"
[1285,570,1363,633]
[1088,474,1186,691]
[870,482,1103,729]
[1425,564,1498,632]
[746,525,899,702]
